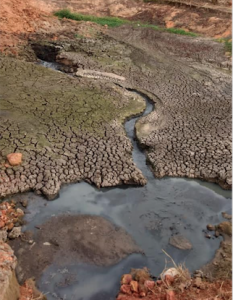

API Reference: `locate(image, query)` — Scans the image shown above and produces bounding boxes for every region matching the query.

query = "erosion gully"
[9,60,232,300]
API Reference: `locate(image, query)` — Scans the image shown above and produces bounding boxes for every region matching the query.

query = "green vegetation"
[224,39,232,54]
[54,9,198,37]
[54,9,128,27]
[216,37,232,55]
[166,27,197,37]
[139,23,197,36]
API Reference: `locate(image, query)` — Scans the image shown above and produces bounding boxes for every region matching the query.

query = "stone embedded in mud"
[8,227,21,239]
[222,212,232,220]
[207,224,215,231]
[216,221,232,236]
[20,200,28,208]
[16,208,24,216]
[7,153,22,166]
[169,235,192,250]
[0,229,7,242]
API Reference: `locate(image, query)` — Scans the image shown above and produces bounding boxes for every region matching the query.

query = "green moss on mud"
[0,56,145,156]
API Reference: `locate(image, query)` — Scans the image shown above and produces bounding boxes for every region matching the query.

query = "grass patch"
[54,9,198,37]
[216,37,232,55]
[224,39,232,54]
[166,27,197,37]
[54,9,128,27]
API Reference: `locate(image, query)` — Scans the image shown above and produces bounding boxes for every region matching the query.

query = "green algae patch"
[0,56,145,157]
[54,9,128,27]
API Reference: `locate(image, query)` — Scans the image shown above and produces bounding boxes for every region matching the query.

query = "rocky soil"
[0,201,45,300]
[116,217,232,300]
[116,267,232,300]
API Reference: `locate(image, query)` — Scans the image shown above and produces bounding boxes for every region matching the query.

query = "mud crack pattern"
[0,57,146,199]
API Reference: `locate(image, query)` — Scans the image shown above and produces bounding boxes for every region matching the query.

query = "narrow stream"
[10,60,232,300]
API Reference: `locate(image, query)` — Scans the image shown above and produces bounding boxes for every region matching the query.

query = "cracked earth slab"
[0,56,147,199]
[30,28,232,190]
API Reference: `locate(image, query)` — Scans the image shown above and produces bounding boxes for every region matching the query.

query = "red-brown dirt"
[0,0,231,54]
[117,268,232,300]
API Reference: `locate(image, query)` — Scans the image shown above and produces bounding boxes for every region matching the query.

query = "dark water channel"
[17,60,231,300]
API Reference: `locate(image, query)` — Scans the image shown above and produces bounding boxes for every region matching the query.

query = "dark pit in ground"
[8,61,232,300]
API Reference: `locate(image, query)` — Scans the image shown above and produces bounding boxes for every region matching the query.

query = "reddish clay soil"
[117,268,232,300]
[0,0,231,54]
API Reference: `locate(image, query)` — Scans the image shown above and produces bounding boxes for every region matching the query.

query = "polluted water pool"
[8,61,231,300]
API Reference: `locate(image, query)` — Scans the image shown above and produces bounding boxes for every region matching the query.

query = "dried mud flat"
[0,56,147,199]
[0,24,231,199]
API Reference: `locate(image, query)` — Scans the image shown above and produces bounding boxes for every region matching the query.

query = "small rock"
[193,277,203,288]
[162,268,179,279]
[121,274,132,284]
[206,224,215,231]
[0,229,8,242]
[194,270,204,278]
[205,234,211,239]
[144,280,155,289]
[8,227,21,239]
[16,208,24,216]
[43,242,51,246]
[28,240,34,245]
[130,280,139,293]
[139,283,147,297]
[120,284,132,295]
[20,199,28,208]
[169,234,192,250]
[7,153,22,166]
[7,222,14,231]
[215,230,220,238]
[222,212,232,220]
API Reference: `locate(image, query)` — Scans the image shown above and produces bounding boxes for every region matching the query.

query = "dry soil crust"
[27,28,232,192]
[0,55,147,199]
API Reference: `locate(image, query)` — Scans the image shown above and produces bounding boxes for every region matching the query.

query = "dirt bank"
[0,0,231,55]
[10,214,142,283]
[43,0,232,37]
